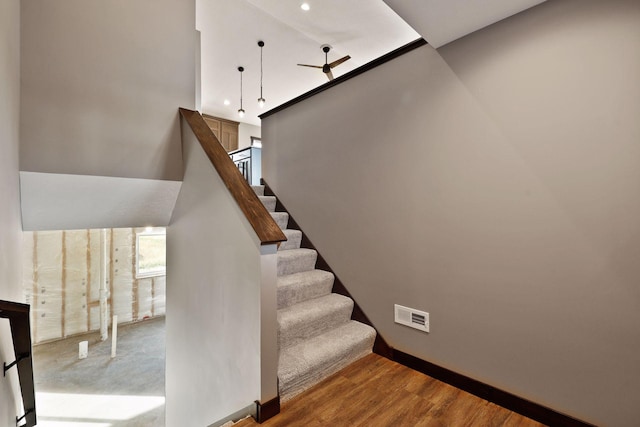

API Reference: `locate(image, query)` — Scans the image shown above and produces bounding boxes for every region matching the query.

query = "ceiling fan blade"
[326,70,334,81]
[297,63,323,69]
[329,55,351,68]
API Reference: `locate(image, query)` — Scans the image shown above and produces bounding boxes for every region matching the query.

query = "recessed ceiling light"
[223,99,230,106]
[300,3,310,11]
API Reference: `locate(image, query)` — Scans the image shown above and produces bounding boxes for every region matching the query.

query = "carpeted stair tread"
[279,229,302,251]
[277,270,334,309]
[259,195,277,212]
[270,212,289,230]
[243,185,377,403]
[252,185,264,196]
[277,248,317,276]
[278,321,376,402]
[278,294,353,350]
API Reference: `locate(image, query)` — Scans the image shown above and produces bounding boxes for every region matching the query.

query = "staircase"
[252,185,376,402]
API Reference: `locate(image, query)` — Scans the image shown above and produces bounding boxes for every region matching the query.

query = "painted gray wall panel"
[20,0,195,181]
[261,0,640,425]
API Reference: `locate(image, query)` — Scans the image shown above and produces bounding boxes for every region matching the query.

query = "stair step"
[278,270,334,309]
[278,321,376,402]
[270,212,289,230]
[277,249,317,276]
[259,195,277,212]
[278,294,353,350]
[279,229,302,251]
[252,185,264,196]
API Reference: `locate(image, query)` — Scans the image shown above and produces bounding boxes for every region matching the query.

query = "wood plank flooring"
[235,353,546,427]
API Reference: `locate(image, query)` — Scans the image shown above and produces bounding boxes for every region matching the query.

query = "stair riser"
[279,299,354,350]
[279,233,302,251]
[277,252,317,276]
[279,323,376,402]
[252,185,265,196]
[282,347,372,402]
[270,212,289,230]
[278,273,334,309]
[259,196,277,212]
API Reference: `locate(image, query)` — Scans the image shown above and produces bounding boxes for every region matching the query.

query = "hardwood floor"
[235,353,546,427]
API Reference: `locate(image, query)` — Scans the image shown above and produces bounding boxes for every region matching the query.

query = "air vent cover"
[394,304,429,333]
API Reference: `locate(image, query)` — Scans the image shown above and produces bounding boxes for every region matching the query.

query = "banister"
[0,300,36,427]
[179,108,286,246]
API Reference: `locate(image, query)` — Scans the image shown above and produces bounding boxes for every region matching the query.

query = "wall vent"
[394,304,429,333]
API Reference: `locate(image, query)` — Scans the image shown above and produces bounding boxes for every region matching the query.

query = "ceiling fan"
[297,44,351,81]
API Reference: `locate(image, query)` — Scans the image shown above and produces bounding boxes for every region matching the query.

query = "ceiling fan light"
[258,97,266,108]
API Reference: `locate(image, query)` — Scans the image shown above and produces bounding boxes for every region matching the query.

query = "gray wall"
[261,0,640,425]
[0,0,25,425]
[20,0,195,181]
[166,119,263,426]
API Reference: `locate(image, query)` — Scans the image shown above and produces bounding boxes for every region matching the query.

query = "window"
[136,228,166,278]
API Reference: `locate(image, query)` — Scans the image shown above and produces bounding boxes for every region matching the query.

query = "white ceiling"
[197,0,547,127]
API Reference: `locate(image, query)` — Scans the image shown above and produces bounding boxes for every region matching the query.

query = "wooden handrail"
[0,300,36,427]
[179,108,286,246]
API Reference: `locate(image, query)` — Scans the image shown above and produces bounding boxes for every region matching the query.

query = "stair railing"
[178,108,285,422]
[179,108,284,245]
[0,300,36,427]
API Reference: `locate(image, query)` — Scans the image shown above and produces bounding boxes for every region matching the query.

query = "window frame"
[135,228,167,279]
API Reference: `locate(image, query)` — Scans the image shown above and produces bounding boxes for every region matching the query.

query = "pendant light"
[257,41,266,108]
[237,66,245,118]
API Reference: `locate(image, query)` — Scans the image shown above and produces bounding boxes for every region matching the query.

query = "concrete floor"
[33,316,165,427]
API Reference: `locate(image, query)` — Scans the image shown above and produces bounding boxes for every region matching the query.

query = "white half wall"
[0,0,25,425]
[261,0,640,425]
[20,172,182,230]
[20,0,196,181]
[166,117,269,425]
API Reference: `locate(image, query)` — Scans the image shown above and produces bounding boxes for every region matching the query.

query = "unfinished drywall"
[23,229,166,344]
[0,0,25,425]
[166,117,265,426]
[261,0,640,425]
[19,0,195,181]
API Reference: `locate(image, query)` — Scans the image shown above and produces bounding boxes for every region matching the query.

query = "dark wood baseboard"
[392,349,597,427]
[255,396,280,424]
[261,180,393,359]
